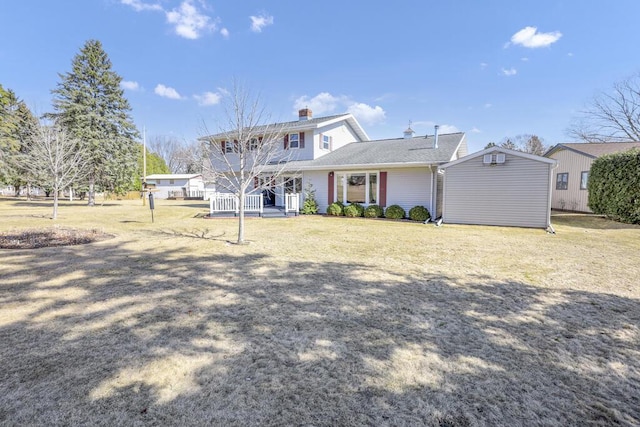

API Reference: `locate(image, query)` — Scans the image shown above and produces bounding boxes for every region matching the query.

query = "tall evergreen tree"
[0,85,39,193]
[49,40,139,205]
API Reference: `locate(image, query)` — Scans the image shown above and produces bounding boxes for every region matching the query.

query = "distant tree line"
[484,134,547,155]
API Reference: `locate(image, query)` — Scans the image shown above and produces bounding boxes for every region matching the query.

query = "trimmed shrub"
[343,204,361,217]
[385,204,406,219]
[326,202,344,216]
[409,205,431,221]
[364,204,384,218]
[588,148,640,224]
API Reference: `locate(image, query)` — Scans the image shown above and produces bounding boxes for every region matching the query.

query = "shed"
[145,174,205,199]
[440,147,557,228]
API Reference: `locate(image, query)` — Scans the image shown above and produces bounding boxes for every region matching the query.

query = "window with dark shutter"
[328,172,334,204]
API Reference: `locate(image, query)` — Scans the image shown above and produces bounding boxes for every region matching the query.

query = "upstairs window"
[289,133,300,149]
[556,173,568,190]
[250,138,259,151]
[224,140,233,154]
[322,134,330,150]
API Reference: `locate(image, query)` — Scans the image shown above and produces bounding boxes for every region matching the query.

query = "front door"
[261,176,276,206]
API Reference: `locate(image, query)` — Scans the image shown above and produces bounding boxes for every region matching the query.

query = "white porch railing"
[209,193,264,216]
[285,193,300,216]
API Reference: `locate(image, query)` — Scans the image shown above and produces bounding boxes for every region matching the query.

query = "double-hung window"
[322,134,330,150]
[556,173,568,190]
[224,140,233,154]
[289,133,300,149]
[580,171,589,190]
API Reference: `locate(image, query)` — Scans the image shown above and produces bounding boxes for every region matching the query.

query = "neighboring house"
[286,126,467,216]
[544,142,640,212]
[145,174,205,199]
[440,147,556,229]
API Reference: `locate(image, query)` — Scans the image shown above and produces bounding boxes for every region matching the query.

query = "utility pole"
[142,126,147,206]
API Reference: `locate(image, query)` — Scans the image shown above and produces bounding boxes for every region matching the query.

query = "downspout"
[430,165,437,222]
[547,161,559,233]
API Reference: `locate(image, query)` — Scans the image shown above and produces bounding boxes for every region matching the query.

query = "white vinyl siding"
[303,171,328,212]
[386,168,433,214]
[443,153,551,228]
[546,149,594,212]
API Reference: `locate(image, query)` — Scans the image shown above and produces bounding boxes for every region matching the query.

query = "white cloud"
[121,0,162,12]
[154,84,182,99]
[568,52,574,57]
[480,62,488,70]
[347,103,386,125]
[484,103,493,109]
[194,91,222,106]
[471,127,482,133]
[293,92,343,115]
[292,92,386,125]
[521,57,529,62]
[120,80,140,91]
[501,68,517,76]
[166,0,215,39]
[250,13,274,33]
[508,26,562,48]
[220,28,229,38]
[436,124,459,134]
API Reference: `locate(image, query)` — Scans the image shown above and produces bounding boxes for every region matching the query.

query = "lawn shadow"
[1,241,638,425]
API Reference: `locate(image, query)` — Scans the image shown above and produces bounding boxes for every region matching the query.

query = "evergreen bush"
[588,148,640,224]
[364,204,384,218]
[409,205,431,221]
[326,202,344,216]
[385,204,406,219]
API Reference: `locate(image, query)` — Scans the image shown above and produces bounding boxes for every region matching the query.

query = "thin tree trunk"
[52,185,59,219]
[237,187,245,244]
[88,176,95,206]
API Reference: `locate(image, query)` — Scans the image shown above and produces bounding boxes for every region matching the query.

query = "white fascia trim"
[441,146,557,169]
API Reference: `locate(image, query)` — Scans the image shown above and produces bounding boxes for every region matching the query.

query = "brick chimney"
[298,108,312,121]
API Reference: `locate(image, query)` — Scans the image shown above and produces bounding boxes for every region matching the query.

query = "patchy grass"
[0,197,639,426]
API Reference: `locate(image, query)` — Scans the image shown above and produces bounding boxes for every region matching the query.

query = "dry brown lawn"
[1,197,639,426]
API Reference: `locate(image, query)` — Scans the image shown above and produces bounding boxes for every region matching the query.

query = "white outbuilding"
[440,147,557,229]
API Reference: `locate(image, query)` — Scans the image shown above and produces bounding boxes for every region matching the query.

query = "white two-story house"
[201,108,369,206]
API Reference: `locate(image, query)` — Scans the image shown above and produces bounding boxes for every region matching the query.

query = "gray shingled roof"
[279,133,465,171]
[546,142,640,158]
[202,113,361,139]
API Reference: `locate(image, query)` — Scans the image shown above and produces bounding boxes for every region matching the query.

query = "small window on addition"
[556,173,568,190]
[580,171,589,190]
[169,179,175,184]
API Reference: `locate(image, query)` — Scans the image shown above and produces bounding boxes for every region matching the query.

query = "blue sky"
[2,1,640,153]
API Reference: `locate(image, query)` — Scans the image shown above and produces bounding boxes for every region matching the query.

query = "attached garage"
[441,147,556,228]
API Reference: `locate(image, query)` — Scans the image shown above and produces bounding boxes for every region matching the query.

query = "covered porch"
[208,192,300,218]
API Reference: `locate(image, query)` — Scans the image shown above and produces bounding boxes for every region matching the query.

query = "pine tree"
[49,40,139,205]
[0,86,39,194]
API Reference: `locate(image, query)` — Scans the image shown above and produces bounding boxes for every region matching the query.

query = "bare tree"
[201,83,295,244]
[498,134,547,155]
[23,124,88,219]
[569,72,640,142]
